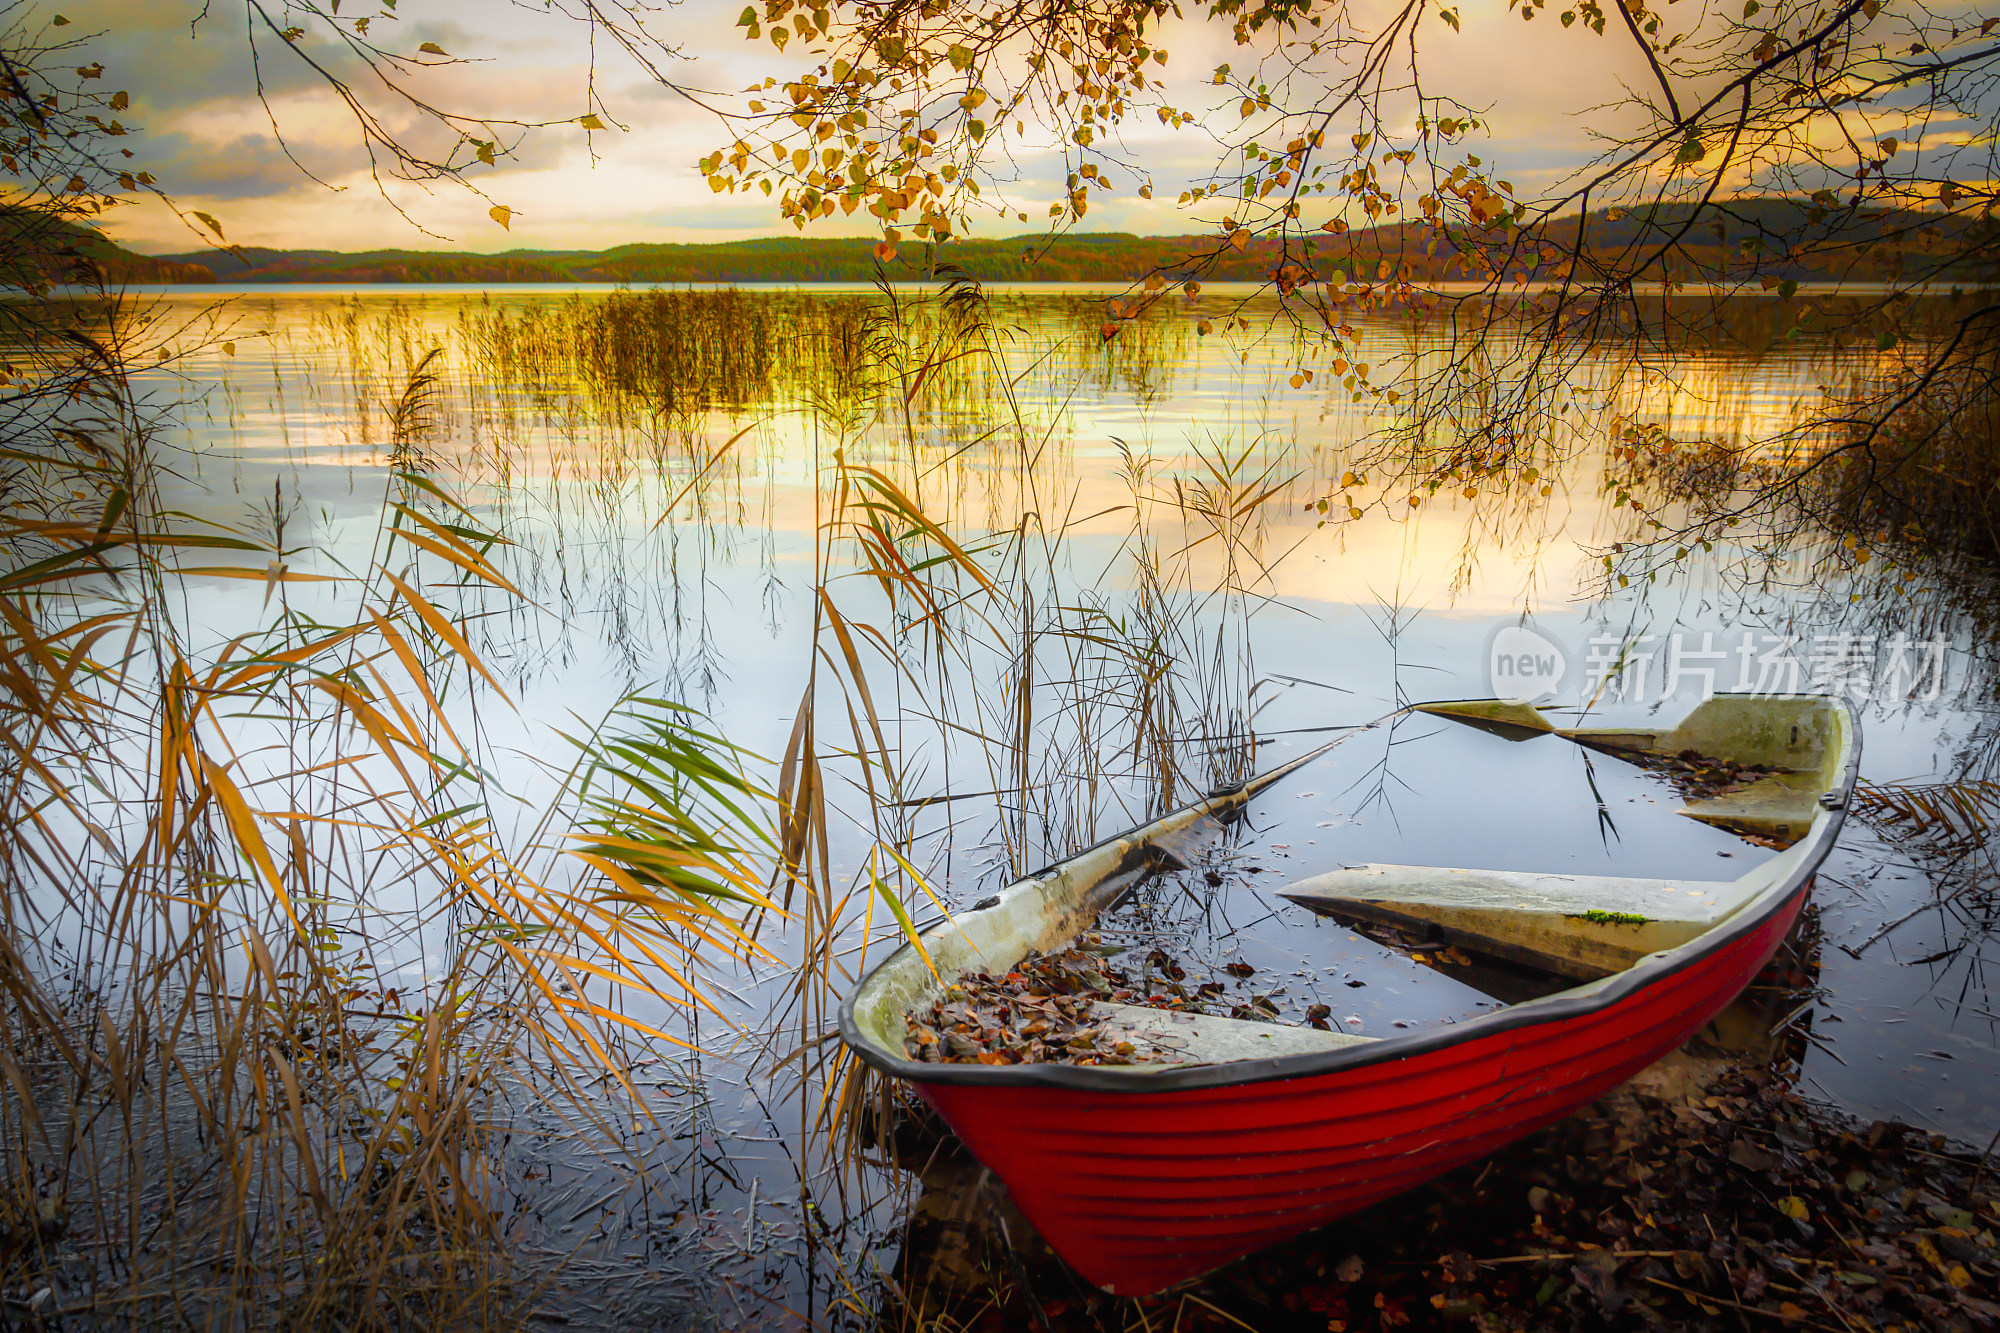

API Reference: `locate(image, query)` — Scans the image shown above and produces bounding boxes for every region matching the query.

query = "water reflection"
[90,281,2000,1322]
[1087,713,1787,1036]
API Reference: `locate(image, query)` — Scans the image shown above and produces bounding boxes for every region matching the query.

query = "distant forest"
[87,199,1990,287]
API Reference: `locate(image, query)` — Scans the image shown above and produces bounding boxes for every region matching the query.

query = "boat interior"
[846,694,1856,1073]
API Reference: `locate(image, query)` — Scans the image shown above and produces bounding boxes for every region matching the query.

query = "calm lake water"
[113,281,2000,1324]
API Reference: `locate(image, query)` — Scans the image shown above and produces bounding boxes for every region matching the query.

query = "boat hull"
[915,876,1809,1295]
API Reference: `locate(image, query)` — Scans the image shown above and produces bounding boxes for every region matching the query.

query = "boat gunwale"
[836,696,1859,1094]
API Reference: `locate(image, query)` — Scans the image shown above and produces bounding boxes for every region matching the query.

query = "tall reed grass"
[1810,322,2000,564]
[1,56,807,1315]
[4,184,1308,1329]
[0,321,797,1322]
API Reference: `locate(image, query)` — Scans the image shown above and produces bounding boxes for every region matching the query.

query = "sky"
[17,0,1880,255]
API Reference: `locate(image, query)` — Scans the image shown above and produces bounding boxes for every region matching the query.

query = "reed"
[0,59,798,1314]
[4,181,1303,1330]
[1808,324,2000,564]
[0,350,786,1323]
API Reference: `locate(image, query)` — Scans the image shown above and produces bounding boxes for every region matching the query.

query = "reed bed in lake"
[0,280,790,1322]
[9,179,2000,1328]
[2,247,1320,1324]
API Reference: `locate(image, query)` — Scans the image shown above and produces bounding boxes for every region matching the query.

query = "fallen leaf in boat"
[1730,1139,1779,1171]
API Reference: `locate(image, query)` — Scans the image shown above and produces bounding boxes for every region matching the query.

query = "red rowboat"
[840,694,1858,1295]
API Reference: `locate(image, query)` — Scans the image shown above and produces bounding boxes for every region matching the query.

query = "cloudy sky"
[40,0,1676,254]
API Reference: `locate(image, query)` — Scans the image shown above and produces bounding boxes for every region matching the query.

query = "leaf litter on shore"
[888,1066,2000,1332]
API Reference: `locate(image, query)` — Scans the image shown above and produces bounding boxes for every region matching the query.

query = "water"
[1079,710,1787,1031]
[58,281,2000,1321]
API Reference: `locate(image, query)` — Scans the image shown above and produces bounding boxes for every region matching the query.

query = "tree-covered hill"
[136,200,1986,287]
[3,209,218,285]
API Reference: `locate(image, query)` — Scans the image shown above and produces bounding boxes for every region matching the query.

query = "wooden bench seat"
[1281,863,1743,979]
[1415,695,1838,846]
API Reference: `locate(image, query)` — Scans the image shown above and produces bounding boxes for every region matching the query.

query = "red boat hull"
[917,878,1808,1296]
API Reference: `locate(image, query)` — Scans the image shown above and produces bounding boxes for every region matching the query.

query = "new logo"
[1488,624,1566,701]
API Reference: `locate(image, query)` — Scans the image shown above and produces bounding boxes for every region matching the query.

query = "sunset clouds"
[47,0,1725,254]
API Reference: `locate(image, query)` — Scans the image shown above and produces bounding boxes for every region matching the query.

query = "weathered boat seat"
[1417,694,1839,845]
[1093,1003,1377,1067]
[1667,771,1824,843]
[1282,863,1743,979]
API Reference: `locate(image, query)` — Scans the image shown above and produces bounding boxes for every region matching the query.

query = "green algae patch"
[1570,908,1652,926]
